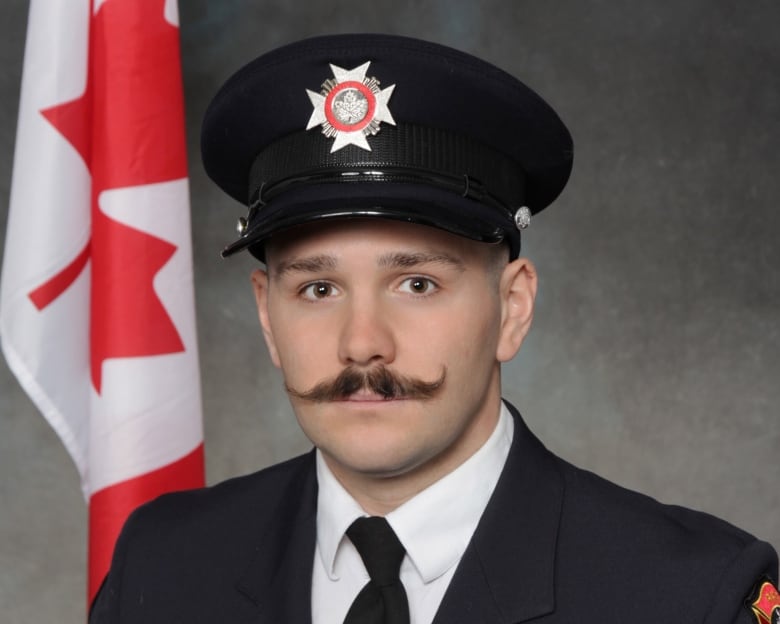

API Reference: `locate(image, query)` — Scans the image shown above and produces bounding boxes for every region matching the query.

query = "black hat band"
[248,123,526,218]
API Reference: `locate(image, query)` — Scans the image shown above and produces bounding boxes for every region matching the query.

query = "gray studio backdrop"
[2,1,778,621]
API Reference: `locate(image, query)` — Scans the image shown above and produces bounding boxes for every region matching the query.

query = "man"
[90,34,779,623]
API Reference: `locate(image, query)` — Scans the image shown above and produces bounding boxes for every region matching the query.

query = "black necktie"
[343,516,410,624]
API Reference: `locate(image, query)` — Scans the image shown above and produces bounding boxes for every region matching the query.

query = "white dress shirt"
[311,403,514,624]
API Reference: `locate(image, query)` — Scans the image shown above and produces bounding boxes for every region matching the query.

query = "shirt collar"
[315,452,365,580]
[315,402,514,583]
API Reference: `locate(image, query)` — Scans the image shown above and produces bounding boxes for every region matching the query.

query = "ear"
[496,257,537,362]
[250,268,282,369]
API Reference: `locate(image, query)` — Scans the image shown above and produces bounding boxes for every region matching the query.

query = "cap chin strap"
[250,167,507,214]
[223,206,514,261]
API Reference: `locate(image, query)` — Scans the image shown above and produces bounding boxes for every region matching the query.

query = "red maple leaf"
[32,0,188,392]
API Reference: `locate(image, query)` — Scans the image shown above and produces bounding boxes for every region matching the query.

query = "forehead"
[264,218,497,269]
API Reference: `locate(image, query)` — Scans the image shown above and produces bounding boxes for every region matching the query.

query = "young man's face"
[252,218,536,502]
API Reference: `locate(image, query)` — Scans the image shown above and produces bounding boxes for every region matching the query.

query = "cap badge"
[306,61,396,153]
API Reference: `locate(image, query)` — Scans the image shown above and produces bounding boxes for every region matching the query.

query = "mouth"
[340,389,402,402]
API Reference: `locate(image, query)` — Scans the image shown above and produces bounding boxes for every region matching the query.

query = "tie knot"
[346,516,405,587]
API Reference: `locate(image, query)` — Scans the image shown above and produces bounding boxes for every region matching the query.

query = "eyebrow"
[377,251,465,272]
[272,254,338,279]
[271,250,465,279]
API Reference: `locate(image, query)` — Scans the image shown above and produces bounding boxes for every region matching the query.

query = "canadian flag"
[0,0,205,606]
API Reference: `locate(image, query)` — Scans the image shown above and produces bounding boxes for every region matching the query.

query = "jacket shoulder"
[90,451,317,623]
[124,449,315,535]
[555,458,778,623]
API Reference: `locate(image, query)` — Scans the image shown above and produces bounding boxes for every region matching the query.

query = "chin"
[323,439,427,478]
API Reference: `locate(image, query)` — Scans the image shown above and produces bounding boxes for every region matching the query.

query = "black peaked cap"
[201,33,573,260]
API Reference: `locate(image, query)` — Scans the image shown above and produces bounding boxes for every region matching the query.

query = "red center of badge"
[324,81,377,133]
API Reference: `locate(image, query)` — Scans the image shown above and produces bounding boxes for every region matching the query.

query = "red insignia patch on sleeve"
[751,581,780,624]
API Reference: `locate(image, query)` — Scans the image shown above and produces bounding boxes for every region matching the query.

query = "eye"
[398,276,437,295]
[300,281,339,300]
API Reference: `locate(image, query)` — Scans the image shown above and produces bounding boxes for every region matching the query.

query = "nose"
[337,294,396,367]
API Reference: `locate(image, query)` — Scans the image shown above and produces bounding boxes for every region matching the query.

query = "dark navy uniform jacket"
[90,403,778,623]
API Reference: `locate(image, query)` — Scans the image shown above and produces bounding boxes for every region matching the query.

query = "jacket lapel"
[433,403,564,623]
[235,451,319,624]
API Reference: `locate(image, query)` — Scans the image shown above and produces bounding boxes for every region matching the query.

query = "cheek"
[447,319,501,395]
[417,297,500,357]
[267,305,338,383]
[393,298,501,393]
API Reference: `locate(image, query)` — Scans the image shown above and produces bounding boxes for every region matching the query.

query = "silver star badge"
[306,61,396,153]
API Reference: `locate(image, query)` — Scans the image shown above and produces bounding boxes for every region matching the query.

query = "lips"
[343,389,389,402]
